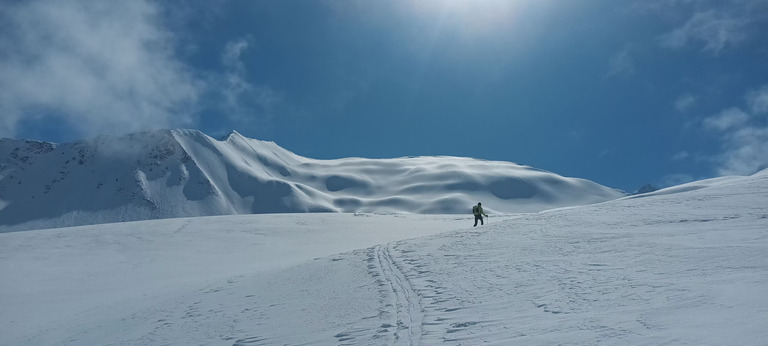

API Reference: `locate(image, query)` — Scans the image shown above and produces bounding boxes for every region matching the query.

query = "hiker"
[472,202,488,227]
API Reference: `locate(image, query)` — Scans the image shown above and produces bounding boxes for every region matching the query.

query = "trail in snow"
[1,171,766,344]
[372,243,424,344]
[0,214,465,345]
[376,171,768,344]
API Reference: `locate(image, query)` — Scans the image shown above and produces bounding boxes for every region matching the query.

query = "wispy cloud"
[0,1,284,140]
[703,107,750,132]
[746,85,768,115]
[0,0,202,139]
[606,47,635,78]
[659,173,695,187]
[209,37,284,133]
[717,126,768,175]
[671,151,690,161]
[660,10,749,54]
[703,87,768,175]
[674,94,696,112]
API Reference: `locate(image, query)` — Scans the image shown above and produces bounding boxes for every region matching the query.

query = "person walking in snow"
[473,202,488,227]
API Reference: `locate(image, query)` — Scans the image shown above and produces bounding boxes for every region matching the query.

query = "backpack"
[472,205,478,214]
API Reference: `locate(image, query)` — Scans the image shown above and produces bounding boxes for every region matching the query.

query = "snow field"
[0,129,624,232]
[0,213,465,344]
[1,169,766,344]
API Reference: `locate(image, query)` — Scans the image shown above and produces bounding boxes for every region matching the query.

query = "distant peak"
[0,137,55,145]
[633,184,658,195]
[169,128,205,137]
[221,130,244,141]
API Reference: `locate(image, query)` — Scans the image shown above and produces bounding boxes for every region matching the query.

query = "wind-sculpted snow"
[0,129,623,232]
[1,165,765,344]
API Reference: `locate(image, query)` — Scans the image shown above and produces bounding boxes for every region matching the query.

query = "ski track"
[371,243,425,345]
[3,172,766,345]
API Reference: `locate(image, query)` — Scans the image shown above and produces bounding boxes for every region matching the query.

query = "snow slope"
[1,170,766,345]
[0,129,624,232]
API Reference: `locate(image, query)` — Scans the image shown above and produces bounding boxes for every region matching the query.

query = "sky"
[1,0,768,192]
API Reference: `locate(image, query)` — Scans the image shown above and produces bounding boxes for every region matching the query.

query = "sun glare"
[408,0,525,35]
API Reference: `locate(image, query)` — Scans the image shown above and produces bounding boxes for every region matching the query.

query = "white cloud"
[660,10,748,54]
[702,86,768,176]
[674,94,696,112]
[659,173,695,187]
[221,38,255,113]
[746,86,768,115]
[598,148,617,158]
[671,151,690,161]
[212,37,283,132]
[717,126,768,175]
[0,0,203,139]
[223,39,250,72]
[606,48,635,78]
[703,107,749,132]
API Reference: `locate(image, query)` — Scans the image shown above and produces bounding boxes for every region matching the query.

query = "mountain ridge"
[0,129,625,232]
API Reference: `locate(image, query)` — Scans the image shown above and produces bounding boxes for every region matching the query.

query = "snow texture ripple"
[0,129,623,232]
[0,169,766,344]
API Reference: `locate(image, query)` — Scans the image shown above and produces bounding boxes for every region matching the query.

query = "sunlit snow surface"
[0,129,623,232]
[1,170,766,345]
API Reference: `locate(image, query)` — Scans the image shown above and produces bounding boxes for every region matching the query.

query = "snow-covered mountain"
[1,166,765,344]
[0,129,624,232]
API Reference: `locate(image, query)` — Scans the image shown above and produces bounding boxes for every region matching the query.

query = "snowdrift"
[0,129,624,232]
[1,161,766,344]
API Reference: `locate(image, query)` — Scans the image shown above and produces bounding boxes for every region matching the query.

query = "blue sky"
[2,0,768,192]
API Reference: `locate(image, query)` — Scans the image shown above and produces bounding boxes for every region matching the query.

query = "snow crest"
[0,129,624,232]
[1,164,766,344]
